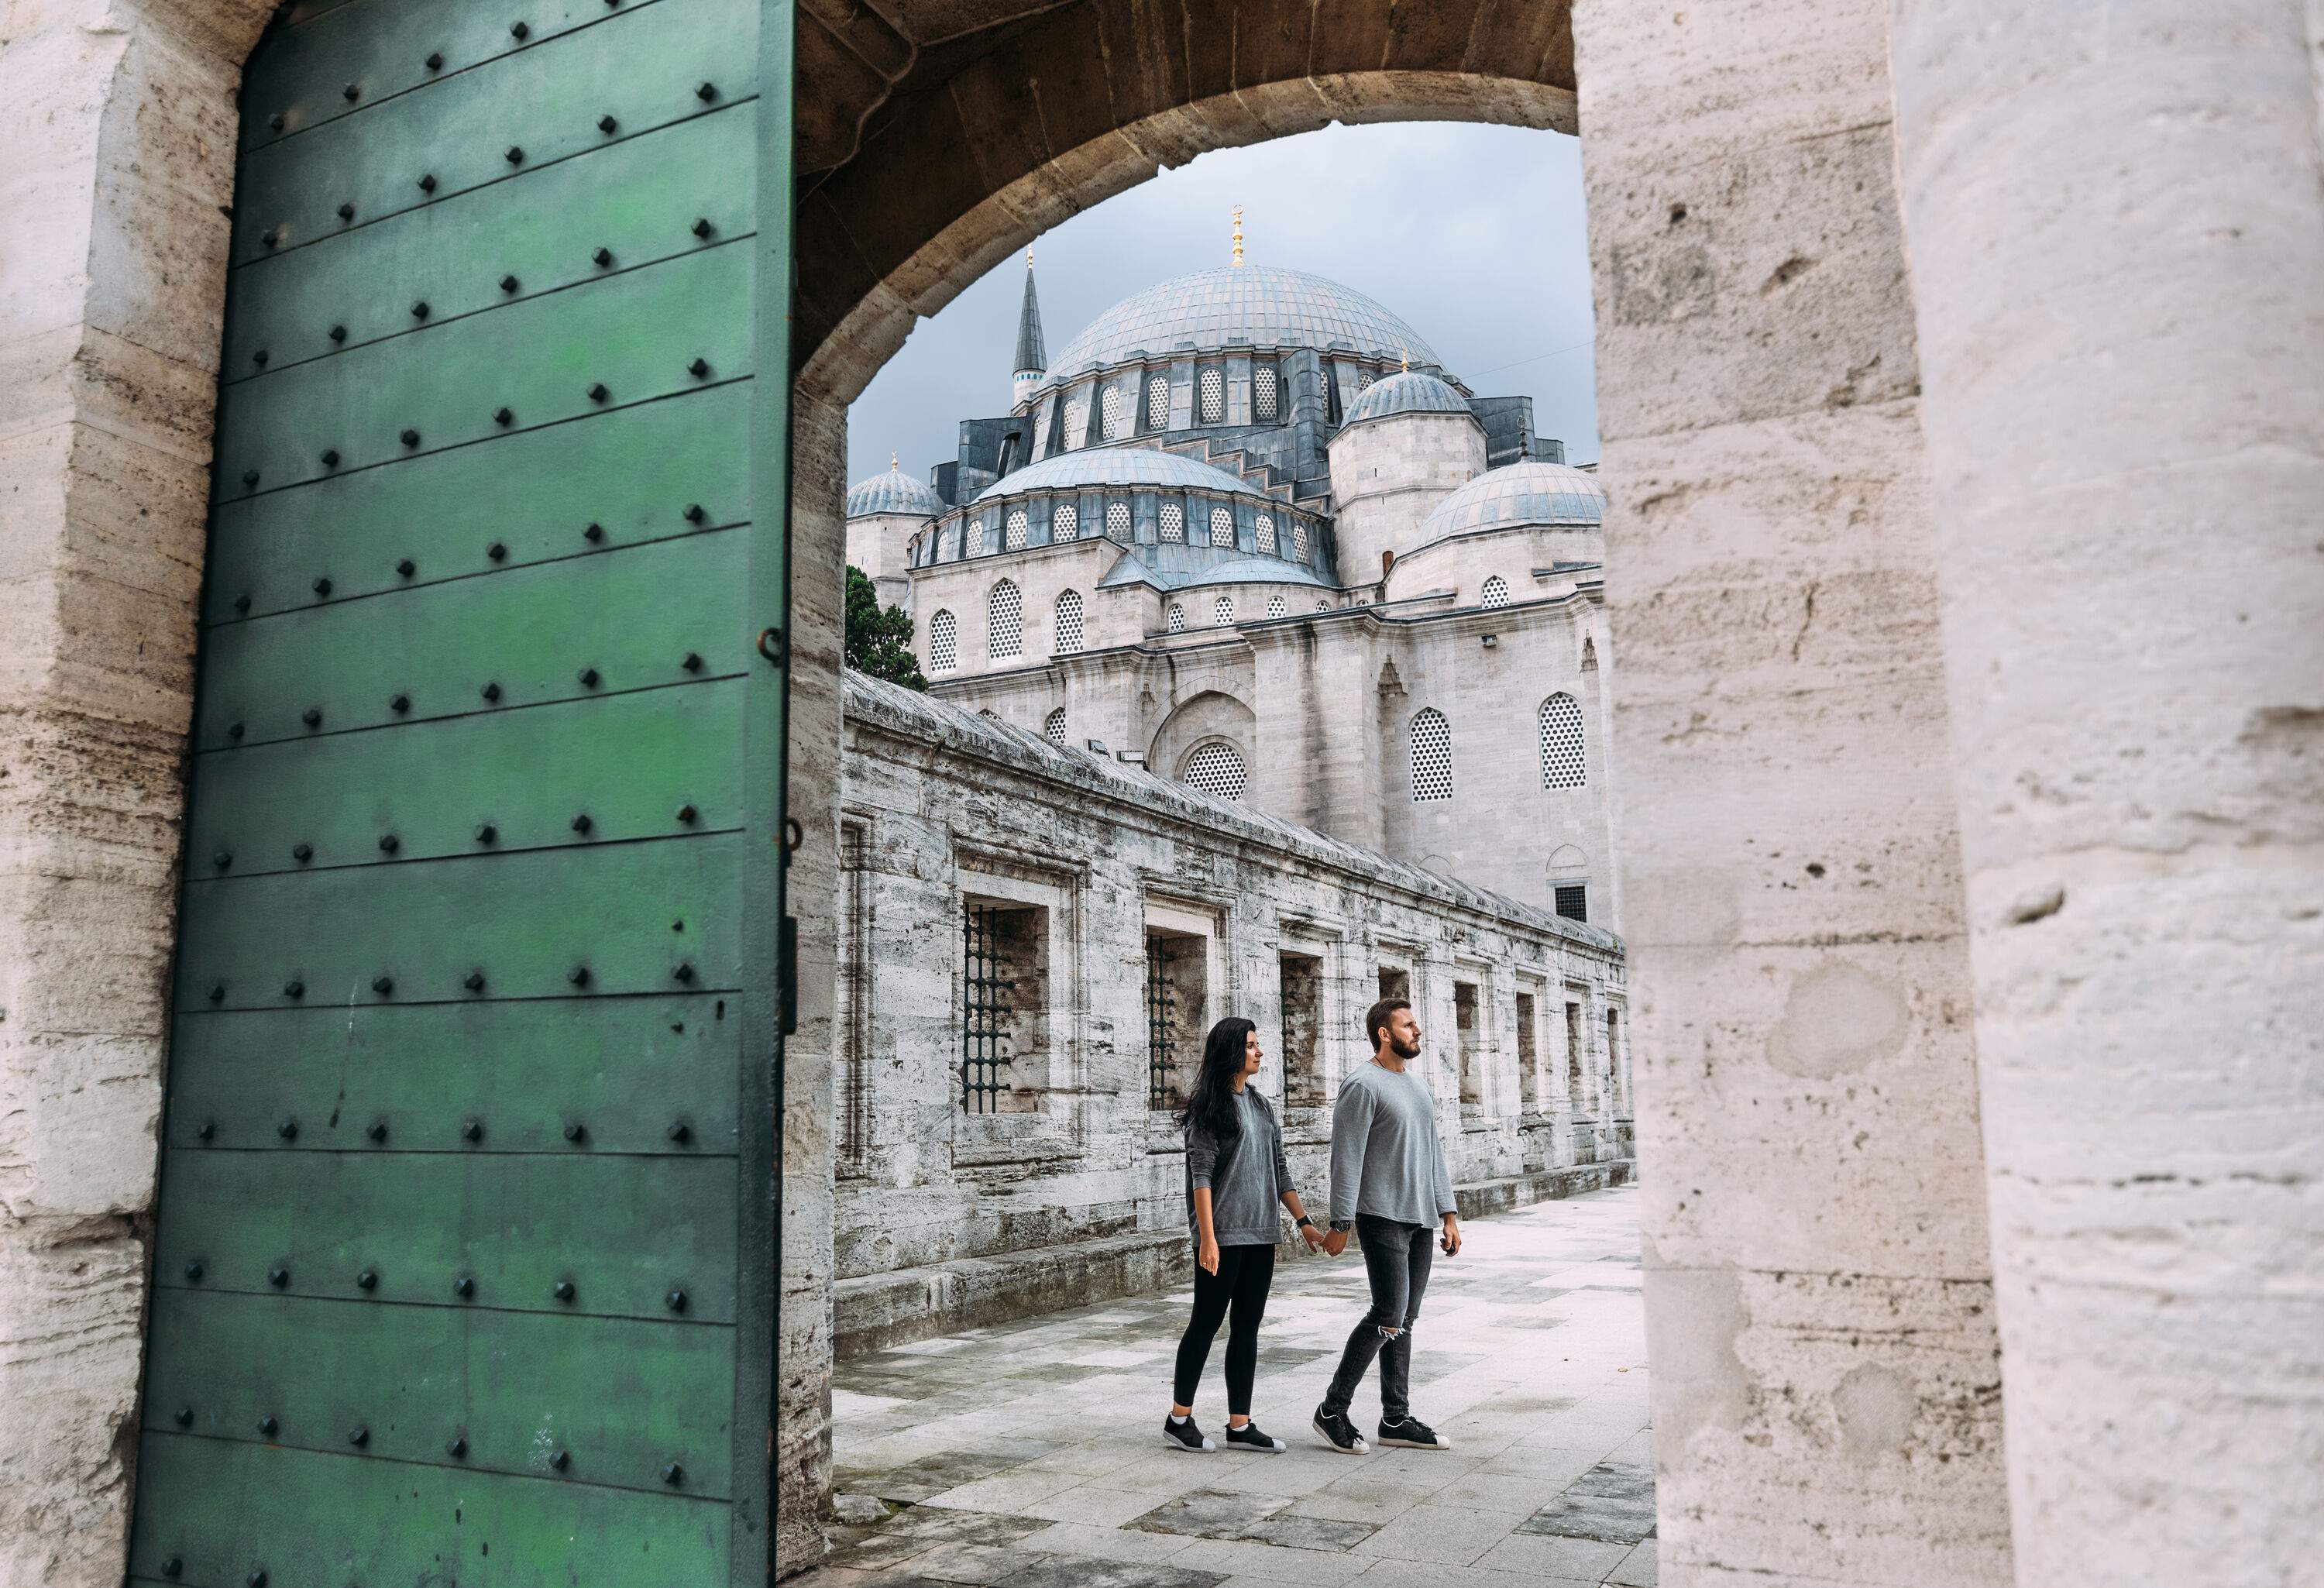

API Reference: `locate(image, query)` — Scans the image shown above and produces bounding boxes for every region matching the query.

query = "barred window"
[1043,706,1067,746]
[1052,503,1078,541]
[1006,510,1029,549]
[1183,742,1247,800]
[1209,506,1235,547]
[988,579,1023,660]
[1538,693,1587,789]
[1254,365,1278,421]
[1409,707,1453,802]
[967,519,986,557]
[1212,596,1234,627]
[928,608,957,671]
[1159,502,1184,542]
[1167,603,1187,633]
[1315,598,1329,611]
[1555,885,1588,923]
[1291,521,1309,561]
[1053,588,1085,655]
[1267,595,1287,618]
[1481,575,1511,608]
[1255,514,1276,555]
[1106,500,1130,537]
[1198,368,1224,423]
[1147,377,1170,430]
[1356,369,1377,394]
[1067,399,1089,448]
[1101,385,1126,440]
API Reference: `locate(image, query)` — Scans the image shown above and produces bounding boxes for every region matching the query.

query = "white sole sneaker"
[1162,1432,1215,1452]
[1312,1416,1369,1456]
[1376,1428,1452,1450]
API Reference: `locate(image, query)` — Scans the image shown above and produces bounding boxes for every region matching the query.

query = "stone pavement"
[802,1185,1655,1587]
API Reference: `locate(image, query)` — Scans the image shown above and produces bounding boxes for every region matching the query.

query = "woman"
[1164,1016,1327,1452]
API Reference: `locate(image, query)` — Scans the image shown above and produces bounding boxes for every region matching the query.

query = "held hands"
[1300,1221,1329,1253]
[1323,1228,1349,1258]
[1198,1235,1220,1275]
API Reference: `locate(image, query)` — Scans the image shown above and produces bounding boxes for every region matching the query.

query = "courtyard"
[805,1187,1654,1588]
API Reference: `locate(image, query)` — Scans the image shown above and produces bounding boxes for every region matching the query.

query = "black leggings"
[1171,1243,1276,1414]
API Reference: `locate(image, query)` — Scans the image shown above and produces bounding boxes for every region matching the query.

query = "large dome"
[1341,370,1473,428]
[846,465,946,520]
[1418,459,1606,539]
[972,445,1265,504]
[1043,266,1440,383]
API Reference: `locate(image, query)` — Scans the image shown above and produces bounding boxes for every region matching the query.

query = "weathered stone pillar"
[1889,5,2324,1583]
[1571,0,2014,1581]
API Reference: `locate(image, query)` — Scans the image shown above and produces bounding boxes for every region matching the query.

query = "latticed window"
[1167,603,1187,633]
[1043,706,1067,746]
[1064,399,1086,448]
[961,904,1013,1112]
[1052,503,1078,541]
[1410,707,1453,802]
[1254,365,1278,421]
[1053,588,1085,655]
[1314,598,1329,611]
[928,608,957,671]
[1183,741,1247,800]
[1159,502,1184,542]
[1212,596,1234,627]
[1145,938,1176,1110]
[1106,501,1129,537]
[1255,514,1276,555]
[1356,369,1377,393]
[1555,885,1588,923]
[1101,385,1126,440]
[1481,575,1511,608]
[1291,521,1309,561]
[1209,507,1234,546]
[1005,510,1028,549]
[966,520,986,557]
[1539,693,1587,788]
[1267,595,1287,618]
[1198,368,1224,423]
[1147,378,1170,430]
[987,580,1023,660]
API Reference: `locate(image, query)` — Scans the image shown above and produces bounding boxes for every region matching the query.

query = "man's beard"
[1390,1033,1421,1059]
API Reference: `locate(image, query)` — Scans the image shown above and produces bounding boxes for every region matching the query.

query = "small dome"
[974,445,1264,504]
[1043,266,1439,384]
[846,464,945,520]
[1419,460,1606,538]
[1341,370,1473,428]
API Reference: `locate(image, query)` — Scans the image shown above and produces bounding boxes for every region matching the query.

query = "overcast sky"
[844,121,1597,489]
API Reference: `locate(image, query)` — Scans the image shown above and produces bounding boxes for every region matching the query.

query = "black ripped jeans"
[1171,1243,1277,1415]
[1320,1215,1435,1421]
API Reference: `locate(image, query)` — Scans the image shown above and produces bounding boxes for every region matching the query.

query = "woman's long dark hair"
[1177,1016,1258,1139]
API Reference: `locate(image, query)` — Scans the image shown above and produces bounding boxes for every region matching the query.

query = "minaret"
[1011,247,1046,408]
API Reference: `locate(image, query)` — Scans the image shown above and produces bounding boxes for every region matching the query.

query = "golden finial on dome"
[1232,205,1244,267]
[890,452,899,470]
[1401,347,1409,373]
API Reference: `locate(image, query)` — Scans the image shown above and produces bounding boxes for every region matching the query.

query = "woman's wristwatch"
[1294,1215,1315,1229]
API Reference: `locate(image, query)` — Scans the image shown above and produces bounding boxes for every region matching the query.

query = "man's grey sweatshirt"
[1328,1060,1457,1227]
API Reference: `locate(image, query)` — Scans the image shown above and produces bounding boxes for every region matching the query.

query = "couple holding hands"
[1167,997,1461,1458]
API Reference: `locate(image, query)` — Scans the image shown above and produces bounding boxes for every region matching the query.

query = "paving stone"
[1514,1460,1656,1545]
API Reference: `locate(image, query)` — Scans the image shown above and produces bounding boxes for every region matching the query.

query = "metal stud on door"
[129,1,792,1583]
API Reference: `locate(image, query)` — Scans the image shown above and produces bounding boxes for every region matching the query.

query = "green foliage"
[846,565,927,689]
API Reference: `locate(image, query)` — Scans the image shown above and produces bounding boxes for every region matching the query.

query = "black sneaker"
[1224,1421,1287,1452]
[1161,1414,1214,1452]
[1311,1404,1370,1456]
[1377,1414,1451,1450]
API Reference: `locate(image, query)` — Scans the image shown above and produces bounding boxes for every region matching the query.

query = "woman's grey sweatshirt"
[1328,1061,1457,1227]
[1186,1088,1295,1246]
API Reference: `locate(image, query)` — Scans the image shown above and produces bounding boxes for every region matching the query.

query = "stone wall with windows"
[832,671,1631,1357]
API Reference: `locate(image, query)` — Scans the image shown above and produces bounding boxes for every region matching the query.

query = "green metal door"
[129,0,792,1581]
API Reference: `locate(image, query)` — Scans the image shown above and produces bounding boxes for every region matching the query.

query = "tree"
[845,565,927,689]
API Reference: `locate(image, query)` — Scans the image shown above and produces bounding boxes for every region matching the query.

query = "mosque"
[847,219,1617,925]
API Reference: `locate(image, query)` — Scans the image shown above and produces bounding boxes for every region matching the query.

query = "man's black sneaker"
[1224,1421,1287,1452]
[1377,1414,1452,1450]
[1161,1414,1214,1452]
[1311,1405,1370,1456]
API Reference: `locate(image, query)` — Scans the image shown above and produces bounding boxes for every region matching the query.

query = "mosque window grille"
[1212,596,1234,627]
[1183,741,1248,801]
[1538,693,1587,789]
[1198,368,1225,424]
[1267,595,1287,618]
[1409,707,1454,803]
[1101,384,1127,440]
[1291,521,1310,561]
[1255,514,1277,555]
[1555,885,1589,923]
[1356,368,1377,394]
[961,903,1015,1113]
[1064,399,1087,448]
[1145,937,1177,1110]
[987,580,1023,660]
[1159,502,1185,542]
[1209,506,1235,547]
[1051,503,1078,541]
[1005,510,1029,549]
[1043,706,1067,746]
[1053,588,1085,655]
[928,608,957,672]
[1481,575,1511,608]
[1167,603,1187,633]
[966,520,986,557]
[1147,377,1171,430]
[1107,501,1130,537]
[1254,365,1278,421]
[1315,598,1329,612]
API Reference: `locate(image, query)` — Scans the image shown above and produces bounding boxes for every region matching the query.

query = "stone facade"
[830,672,1632,1357]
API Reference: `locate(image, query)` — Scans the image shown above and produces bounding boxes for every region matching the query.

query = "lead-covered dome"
[1341,370,1473,428]
[1043,266,1439,383]
[1418,459,1606,539]
[974,445,1264,504]
[847,465,946,520]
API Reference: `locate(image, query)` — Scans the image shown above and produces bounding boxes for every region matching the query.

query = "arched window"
[1291,521,1309,562]
[1051,503,1078,541]
[1043,706,1067,746]
[1183,742,1248,801]
[928,608,957,672]
[1481,575,1511,608]
[1198,368,1224,423]
[1159,502,1184,542]
[1409,708,1453,803]
[1212,596,1234,627]
[966,519,986,557]
[1254,365,1278,421]
[1005,510,1028,549]
[1106,501,1129,537]
[1167,603,1187,633]
[1064,398,1087,449]
[1209,506,1235,547]
[1053,589,1085,655]
[987,580,1023,660]
[1538,693,1587,789]
[1147,377,1170,430]
[1314,598,1329,612]
[1101,385,1126,440]
[1255,514,1276,555]
[1267,595,1287,618]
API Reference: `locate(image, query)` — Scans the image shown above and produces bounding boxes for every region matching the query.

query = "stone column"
[1889,5,2324,1583]
[1571,0,2015,1581]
